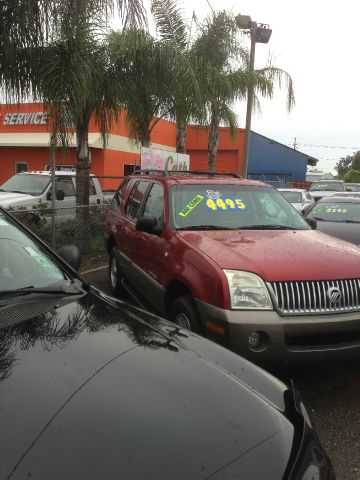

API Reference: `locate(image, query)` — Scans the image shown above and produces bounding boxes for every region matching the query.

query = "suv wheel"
[109,248,125,297]
[170,296,203,334]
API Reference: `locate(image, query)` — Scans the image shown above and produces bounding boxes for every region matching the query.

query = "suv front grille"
[269,279,360,315]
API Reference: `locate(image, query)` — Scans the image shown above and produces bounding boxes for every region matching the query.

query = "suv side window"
[143,183,164,224]
[125,181,149,220]
[110,178,129,213]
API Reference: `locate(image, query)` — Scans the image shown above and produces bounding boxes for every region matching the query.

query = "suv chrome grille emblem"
[327,287,342,304]
[269,279,360,315]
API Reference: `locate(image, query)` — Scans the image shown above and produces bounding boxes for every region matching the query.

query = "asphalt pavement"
[81,262,360,480]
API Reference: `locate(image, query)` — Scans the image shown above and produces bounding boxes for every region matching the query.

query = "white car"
[278,188,314,213]
[308,180,346,202]
[332,191,360,199]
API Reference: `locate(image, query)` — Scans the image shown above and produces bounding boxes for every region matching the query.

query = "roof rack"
[134,170,242,179]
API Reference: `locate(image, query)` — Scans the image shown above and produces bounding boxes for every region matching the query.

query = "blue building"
[248,131,317,184]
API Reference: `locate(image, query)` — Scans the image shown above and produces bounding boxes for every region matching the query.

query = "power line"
[288,143,360,150]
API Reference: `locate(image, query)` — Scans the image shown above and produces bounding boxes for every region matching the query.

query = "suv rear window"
[169,184,308,230]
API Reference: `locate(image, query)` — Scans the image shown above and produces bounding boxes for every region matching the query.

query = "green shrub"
[344,169,360,183]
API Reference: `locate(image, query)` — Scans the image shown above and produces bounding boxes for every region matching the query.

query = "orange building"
[0,103,177,190]
[0,102,314,188]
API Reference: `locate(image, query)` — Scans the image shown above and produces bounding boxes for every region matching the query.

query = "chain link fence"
[10,203,111,271]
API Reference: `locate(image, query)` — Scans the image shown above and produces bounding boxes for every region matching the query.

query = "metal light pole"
[236,15,272,178]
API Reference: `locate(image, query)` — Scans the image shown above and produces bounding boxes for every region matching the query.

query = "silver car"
[278,188,314,213]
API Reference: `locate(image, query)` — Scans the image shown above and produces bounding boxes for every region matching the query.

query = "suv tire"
[109,248,125,297]
[170,295,203,334]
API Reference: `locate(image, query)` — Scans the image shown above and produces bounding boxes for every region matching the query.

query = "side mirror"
[305,217,317,229]
[301,204,313,217]
[47,190,65,201]
[56,190,65,201]
[136,216,163,235]
[57,245,81,271]
[346,187,352,192]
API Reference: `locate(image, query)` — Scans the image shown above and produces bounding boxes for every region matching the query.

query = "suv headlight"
[224,270,273,310]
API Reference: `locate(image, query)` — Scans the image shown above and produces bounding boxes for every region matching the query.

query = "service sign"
[141,147,189,173]
[0,111,49,126]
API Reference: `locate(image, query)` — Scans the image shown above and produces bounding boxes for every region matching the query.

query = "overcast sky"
[143,0,360,173]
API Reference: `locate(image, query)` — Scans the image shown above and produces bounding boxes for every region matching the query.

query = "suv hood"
[1,290,295,480]
[178,229,360,282]
[0,191,38,207]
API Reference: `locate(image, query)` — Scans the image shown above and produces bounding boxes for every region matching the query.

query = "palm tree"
[108,28,183,147]
[151,0,201,154]
[35,6,123,250]
[0,0,146,100]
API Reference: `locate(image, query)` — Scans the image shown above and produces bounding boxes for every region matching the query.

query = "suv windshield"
[309,182,345,192]
[308,202,360,222]
[280,191,302,203]
[0,174,50,196]
[169,184,309,230]
[0,212,66,290]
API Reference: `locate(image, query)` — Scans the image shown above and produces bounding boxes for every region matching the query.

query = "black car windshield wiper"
[239,224,296,230]
[176,225,236,231]
[0,282,85,300]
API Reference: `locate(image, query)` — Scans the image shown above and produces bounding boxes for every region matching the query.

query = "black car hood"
[315,219,360,245]
[0,290,295,479]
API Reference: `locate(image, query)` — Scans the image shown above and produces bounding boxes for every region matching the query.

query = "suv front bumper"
[195,299,360,366]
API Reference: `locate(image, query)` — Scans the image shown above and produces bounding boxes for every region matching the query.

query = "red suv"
[105,171,360,365]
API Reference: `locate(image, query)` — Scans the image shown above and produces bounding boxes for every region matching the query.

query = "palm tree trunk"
[76,122,91,253]
[176,118,187,153]
[208,114,219,173]
[141,130,151,147]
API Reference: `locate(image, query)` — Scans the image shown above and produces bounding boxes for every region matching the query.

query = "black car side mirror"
[58,245,82,271]
[305,217,317,229]
[136,216,163,235]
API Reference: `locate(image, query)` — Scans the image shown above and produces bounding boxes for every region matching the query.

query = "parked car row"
[0,206,335,479]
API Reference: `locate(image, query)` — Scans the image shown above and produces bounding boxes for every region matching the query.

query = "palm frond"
[151,0,188,49]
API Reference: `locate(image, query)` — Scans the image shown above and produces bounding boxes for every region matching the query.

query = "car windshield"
[307,202,360,222]
[347,184,360,192]
[169,184,309,230]
[0,174,50,196]
[309,182,345,192]
[0,212,66,290]
[280,191,302,203]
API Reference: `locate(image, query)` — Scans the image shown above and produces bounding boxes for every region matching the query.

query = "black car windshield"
[280,191,302,203]
[309,182,345,192]
[0,212,66,290]
[0,174,50,196]
[307,202,360,222]
[169,184,309,230]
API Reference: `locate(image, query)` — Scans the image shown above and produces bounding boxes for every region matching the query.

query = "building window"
[124,164,140,176]
[15,162,28,174]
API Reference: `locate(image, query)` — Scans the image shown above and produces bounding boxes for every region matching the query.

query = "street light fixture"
[235,14,272,178]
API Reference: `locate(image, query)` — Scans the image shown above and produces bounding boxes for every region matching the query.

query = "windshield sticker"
[24,246,55,270]
[179,194,204,217]
[206,189,222,200]
[206,197,247,211]
[326,207,348,214]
